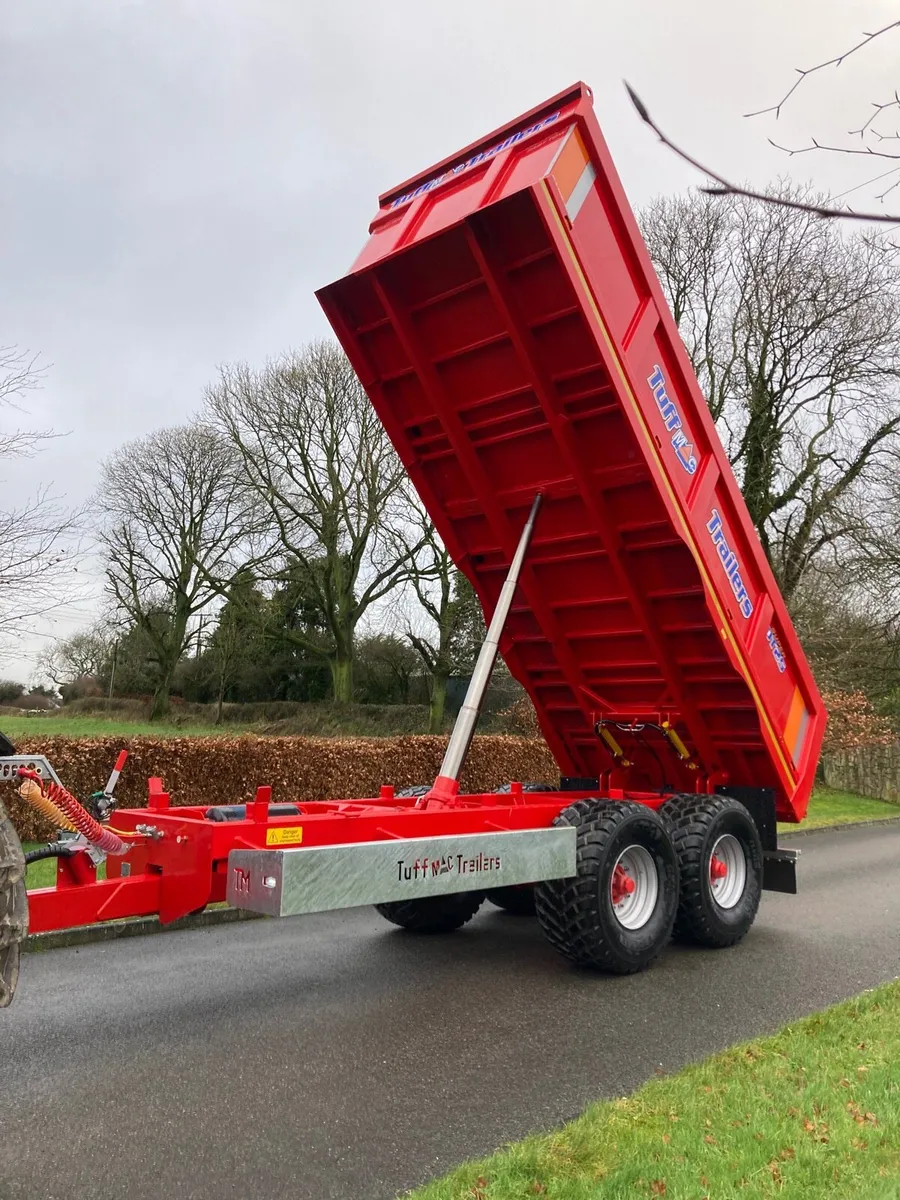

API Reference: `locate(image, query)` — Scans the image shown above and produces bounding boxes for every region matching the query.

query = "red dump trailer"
[0,82,825,1006]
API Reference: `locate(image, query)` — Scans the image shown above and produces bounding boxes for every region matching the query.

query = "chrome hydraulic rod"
[419,492,542,806]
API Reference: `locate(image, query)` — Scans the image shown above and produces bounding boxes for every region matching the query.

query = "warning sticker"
[266,826,304,846]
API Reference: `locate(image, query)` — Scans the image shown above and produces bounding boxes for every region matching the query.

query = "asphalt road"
[2,822,898,1200]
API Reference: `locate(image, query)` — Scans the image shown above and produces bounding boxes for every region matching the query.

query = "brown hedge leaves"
[6,735,557,841]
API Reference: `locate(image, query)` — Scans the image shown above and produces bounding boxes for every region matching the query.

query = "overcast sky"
[2,0,898,683]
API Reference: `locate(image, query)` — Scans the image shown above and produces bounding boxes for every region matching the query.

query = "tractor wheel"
[662,793,762,948]
[486,885,536,916]
[375,892,485,933]
[535,799,678,974]
[0,798,28,1008]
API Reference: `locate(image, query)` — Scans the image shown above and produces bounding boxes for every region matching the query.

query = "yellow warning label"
[266,826,303,846]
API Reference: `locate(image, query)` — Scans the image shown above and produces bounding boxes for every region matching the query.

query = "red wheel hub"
[611,863,636,906]
[710,855,728,881]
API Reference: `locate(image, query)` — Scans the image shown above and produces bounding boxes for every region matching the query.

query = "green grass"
[22,843,106,890]
[0,715,245,739]
[779,787,900,834]
[406,981,900,1199]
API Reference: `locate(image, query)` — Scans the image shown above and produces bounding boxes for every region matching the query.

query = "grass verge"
[406,981,900,1199]
[778,787,899,834]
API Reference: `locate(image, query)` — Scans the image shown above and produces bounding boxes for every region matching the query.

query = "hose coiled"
[17,777,78,834]
[17,770,128,856]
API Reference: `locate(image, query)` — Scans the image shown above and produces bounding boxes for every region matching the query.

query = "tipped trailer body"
[1,83,825,1006]
[316,81,824,823]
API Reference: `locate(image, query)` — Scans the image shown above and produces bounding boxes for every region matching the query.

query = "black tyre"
[494,782,556,794]
[375,891,485,933]
[486,885,536,915]
[377,784,485,932]
[662,793,763,948]
[395,785,431,799]
[535,799,679,974]
[0,800,27,1008]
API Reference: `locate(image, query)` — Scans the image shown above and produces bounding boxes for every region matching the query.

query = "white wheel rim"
[609,844,659,930]
[709,834,747,909]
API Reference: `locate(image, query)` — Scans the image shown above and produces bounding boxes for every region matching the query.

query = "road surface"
[2,822,898,1200]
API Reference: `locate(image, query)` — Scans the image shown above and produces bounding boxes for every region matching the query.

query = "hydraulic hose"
[23,842,80,865]
[17,770,128,856]
[16,777,78,834]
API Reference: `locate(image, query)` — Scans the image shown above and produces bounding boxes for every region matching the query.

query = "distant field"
[0,715,245,739]
[0,702,445,740]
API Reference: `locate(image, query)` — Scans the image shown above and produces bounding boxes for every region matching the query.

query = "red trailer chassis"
[1,82,825,1004]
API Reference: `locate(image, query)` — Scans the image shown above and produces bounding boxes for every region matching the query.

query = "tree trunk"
[428,672,448,734]
[330,652,353,704]
[149,664,176,722]
[215,678,226,725]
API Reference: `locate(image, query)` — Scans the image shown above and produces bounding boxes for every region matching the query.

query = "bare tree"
[628,19,900,223]
[97,423,258,720]
[35,621,115,691]
[0,347,80,651]
[641,187,900,599]
[205,341,428,703]
[406,516,458,734]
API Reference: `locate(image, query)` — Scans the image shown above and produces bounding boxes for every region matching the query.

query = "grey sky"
[2,0,897,682]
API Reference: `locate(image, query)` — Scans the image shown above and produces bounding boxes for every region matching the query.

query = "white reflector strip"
[566,162,597,222]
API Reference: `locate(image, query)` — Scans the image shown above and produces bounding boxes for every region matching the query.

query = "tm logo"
[648,365,697,476]
[707,510,753,619]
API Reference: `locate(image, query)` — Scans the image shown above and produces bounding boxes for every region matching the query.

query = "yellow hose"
[17,777,78,834]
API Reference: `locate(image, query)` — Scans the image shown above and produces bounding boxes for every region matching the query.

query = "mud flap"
[0,797,28,1007]
[762,847,799,895]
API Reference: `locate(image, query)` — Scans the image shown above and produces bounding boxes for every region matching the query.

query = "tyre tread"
[663,792,761,948]
[375,891,484,933]
[535,800,677,974]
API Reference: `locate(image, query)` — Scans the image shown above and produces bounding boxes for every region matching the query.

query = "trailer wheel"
[535,799,678,974]
[662,793,762,948]
[486,885,536,915]
[375,891,485,934]
[494,782,555,793]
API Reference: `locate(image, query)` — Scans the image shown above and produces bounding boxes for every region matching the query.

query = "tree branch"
[625,83,900,224]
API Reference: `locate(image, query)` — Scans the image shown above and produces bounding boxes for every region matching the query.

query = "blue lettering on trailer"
[706,509,753,619]
[767,628,786,673]
[647,365,697,475]
[389,112,561,209]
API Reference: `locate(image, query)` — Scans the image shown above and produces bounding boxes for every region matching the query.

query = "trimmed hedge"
[7,735,557,842]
